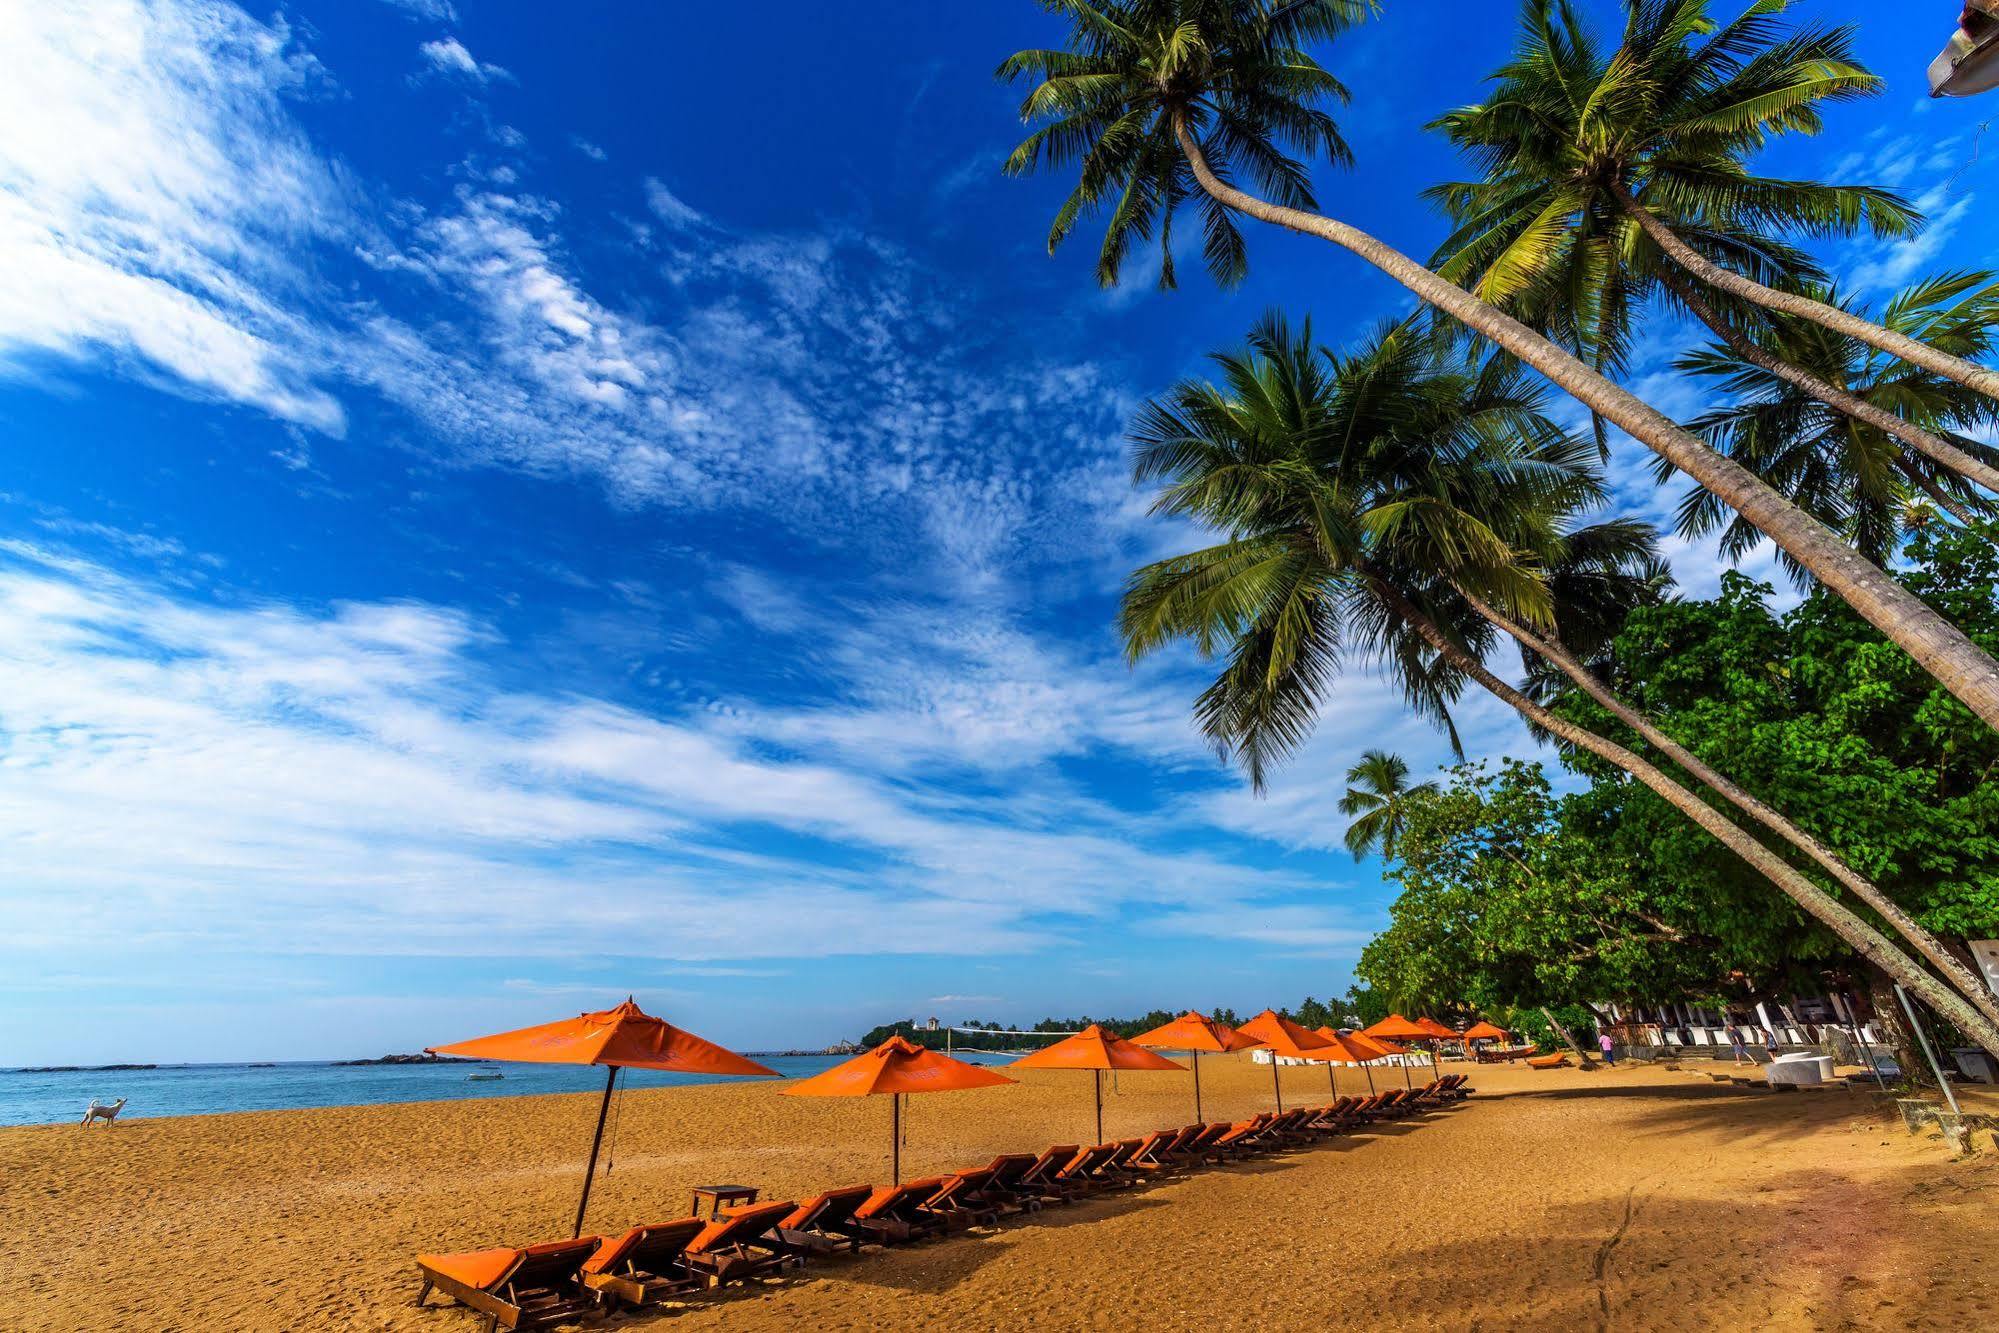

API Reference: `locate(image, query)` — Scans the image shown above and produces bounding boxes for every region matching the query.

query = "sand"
[4,1056,1995,1331]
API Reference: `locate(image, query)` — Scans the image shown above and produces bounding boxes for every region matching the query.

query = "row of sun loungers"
[415,1075,1474,1329]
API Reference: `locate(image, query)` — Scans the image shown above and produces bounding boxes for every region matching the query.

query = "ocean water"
[0,1050,1021,1128]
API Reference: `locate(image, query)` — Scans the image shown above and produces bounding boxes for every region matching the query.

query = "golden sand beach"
[3,1057,1994,1331]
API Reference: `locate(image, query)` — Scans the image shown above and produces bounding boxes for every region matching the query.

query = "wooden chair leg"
[414,1278,433,1308]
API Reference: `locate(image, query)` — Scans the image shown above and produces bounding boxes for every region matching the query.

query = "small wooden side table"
[689,1184,758,1219]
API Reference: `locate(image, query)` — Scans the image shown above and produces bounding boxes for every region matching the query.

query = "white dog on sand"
[79,1098,126,1127]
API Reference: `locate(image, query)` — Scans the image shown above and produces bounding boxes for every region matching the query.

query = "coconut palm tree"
[1339,751,1437,859]
[1428,0,1999,494]
[1118,314,1999,1052]
[1666,274,1999,581]
[999,0,1999,731]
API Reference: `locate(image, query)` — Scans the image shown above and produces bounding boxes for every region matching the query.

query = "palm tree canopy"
[1119,313,1663,789]
[1424,0,1918,378]
[1339,749,1438,859]
[998,0,1372,289]
[1666,271,1999,582]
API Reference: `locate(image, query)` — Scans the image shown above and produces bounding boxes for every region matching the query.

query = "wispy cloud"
[0,0,347,430]
[381,0,456,19]
[417,36,510,85]
[0,545,1347,970]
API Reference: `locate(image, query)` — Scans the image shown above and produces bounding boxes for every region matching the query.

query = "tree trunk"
[1364,572,1999,1059]
[1611,180,1999,404]
[1170,117,1999,733]
[1899,461,1982,525]
[1865,966,1923,1087]
[1541,1006,1597,1069]
[1654,266,1999,496]
[1454,581,1999,1035]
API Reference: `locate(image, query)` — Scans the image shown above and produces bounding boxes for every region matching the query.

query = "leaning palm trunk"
[1610,181,1999,406]
[1541,1007,1597,1069]
[1655,267,1999,496]
[1452,581,1999,1035]
[1365,574,1999,1060]
[1900,463,1984,525]
[1171,118,1999,733]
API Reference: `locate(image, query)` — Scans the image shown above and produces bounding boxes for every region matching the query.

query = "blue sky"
[0,1,1988,1063]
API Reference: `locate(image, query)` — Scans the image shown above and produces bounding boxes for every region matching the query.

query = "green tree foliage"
[858,1002,1337,1050]
[1357,759,1741,1015]
[1670,273,1999,573]
[1339,750,1438,859]
[1427,0,1910,379]
[1551,521,1999,944]
[1361,523,1999,1018]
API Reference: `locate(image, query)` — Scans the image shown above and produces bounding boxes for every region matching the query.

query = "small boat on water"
[465,1071,504,1082]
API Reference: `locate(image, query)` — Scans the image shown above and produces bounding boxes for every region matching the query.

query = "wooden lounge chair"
[974,1153,1047,1213]
[1303,1098,1359,1135]
[922,1168,1003,1230]
[1382,1089,1427,1118]
[1214,1112,1286,1157]
[415,1235,602,1332]
[1122,1128,1180,1173]
[1015,1144,1080,1205]
[775,1186,876,1255]
[1155,1123,1211,1165]
[1097,1138,1151,1185]
[578,1220,706,1308]
[1433,1073,1473,1100]
[1406,1079,1449,1108]
[1526,1051,1571,1070]
[1052,1142,1120,1195]
[1263,1108,1317,1143]
[853,1178,951,1243]
[1173,1121,1233,1163]
[680,1200,802,1287]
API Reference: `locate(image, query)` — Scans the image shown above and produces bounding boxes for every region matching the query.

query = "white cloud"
[643,177,705,230]
[417,36,509,84]
[0,546,1334,969]
[0,0,346,430]
[571,136,607,162]
[380,0,457,19]
[1845,185,1975,295]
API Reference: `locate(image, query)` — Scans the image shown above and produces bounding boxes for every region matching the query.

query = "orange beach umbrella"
[1314,1027,1380,1096]
[783,1035,1014,1184]
[1362,1014,1432,1041]
[1012,1024,1185,1144]
[428,997,778,1236]
[1462,1020,1508,1042]
[1236,1010,1335,1113]
[1131,1011,1265,1123]
[1416,1016,1459,1041]
[1345,1029,1417,1090]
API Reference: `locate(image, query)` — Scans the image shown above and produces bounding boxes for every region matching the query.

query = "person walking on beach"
[1727,1024,1750,1066]
[1598,1031,1616,1067]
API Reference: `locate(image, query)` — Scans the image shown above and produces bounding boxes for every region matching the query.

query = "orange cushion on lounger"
[688,1200,794,1254]
[781,1186,873,1231]
[858,1178,947,1218]
[420,1237,599,1292]
[582,1221,702,1275]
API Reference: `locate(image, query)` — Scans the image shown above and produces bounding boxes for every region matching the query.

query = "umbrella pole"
[1193,1051,1203,1124]
[1271,1052,1283,1113]
[1094,1069,1103,1145]
[1364,1064,1375,1094]
[572,1065,617,1238]
[892,1093,902,1186]
[1401,1057,1412,1091]
[1328,1062,1337,1096]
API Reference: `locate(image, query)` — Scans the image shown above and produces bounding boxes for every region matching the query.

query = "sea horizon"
[0,1049,1022,1128]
